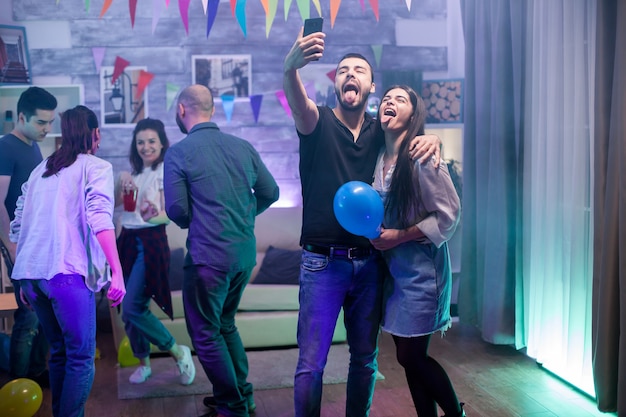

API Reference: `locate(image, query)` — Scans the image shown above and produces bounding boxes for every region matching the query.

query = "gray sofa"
[109,206,347,351]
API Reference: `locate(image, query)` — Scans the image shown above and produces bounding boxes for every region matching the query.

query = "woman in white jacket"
[10,105,126,417]
[371,86,463,417]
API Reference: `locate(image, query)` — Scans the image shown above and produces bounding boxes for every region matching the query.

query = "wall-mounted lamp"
[109,87,124,112]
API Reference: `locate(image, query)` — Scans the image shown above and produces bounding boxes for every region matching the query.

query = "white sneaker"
[129,366,152,384]
[176,345,196,385]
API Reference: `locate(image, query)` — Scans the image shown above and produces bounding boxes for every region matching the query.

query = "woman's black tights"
[393,334,462,417]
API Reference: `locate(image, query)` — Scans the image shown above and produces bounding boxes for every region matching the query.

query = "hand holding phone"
[303,17,324,36]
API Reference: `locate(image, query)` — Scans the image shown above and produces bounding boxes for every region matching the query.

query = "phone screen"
[303,17,324,36]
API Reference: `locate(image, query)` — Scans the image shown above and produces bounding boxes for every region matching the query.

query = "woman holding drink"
[115,118,196,385]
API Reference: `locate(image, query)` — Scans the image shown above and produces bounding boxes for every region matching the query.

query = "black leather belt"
[303,243,373,259]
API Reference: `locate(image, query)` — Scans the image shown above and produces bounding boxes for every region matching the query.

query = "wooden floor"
[1,320,614,417]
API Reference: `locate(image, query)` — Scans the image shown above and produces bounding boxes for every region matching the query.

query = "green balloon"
[0,378,43,417]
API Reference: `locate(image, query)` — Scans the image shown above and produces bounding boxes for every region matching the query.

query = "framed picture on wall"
[0,25,31,85]
[298,64,337,108]
[421,79,463,124]
[192,55,251,101]
[100,66,148,126]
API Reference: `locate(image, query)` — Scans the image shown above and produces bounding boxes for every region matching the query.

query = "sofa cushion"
[253,245,301,285]
[238,284,300,311]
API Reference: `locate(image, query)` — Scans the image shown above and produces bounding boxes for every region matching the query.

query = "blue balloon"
[333,181,384,239]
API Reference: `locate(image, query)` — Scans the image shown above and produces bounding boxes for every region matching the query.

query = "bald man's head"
[176,84,215,134]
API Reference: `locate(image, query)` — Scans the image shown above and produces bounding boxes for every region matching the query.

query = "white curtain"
[522,0,597,395]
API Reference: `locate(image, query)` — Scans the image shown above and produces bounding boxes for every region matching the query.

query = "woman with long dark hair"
[115,118,195,385]
[371,85,464,417]
[9,105,126,417]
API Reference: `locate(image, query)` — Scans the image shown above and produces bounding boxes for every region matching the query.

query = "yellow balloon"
[0,378,43,417]
[117,335,140,367]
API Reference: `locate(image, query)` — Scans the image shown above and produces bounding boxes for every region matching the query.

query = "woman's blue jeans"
[20,274,96,417]
[121,239,175,358]
[294,250,385,417]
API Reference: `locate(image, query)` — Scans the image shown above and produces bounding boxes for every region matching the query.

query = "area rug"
[117,344,384,400]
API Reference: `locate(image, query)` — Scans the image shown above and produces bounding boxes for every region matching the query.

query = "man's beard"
[176,113,188,134]
[335,86,368,114]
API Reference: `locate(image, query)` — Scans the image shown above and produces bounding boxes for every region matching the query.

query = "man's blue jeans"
[9,278,48,378]
[20,274,96,417]
[122,239,175,358]
[183,264,254,417]
[294,250,385,417]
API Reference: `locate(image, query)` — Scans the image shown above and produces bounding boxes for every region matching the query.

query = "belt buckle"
[347,247,357,259]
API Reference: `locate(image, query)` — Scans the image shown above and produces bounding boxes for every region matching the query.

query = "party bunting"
[111,56,130,85]
[284,0,292,20]
[206,0,219,38]
[166,83,180,110]
[311,0,321,16]
[201,0,208,14]
[91,47,106,73]
[221,95,235,122]
[264,0,278,38]
[230,0,236,16]
[359,0,365,12]
[152,0,165,34]
[249,94,263,123]
[405,0,411,12]
[179,0,191,34]
[85,0,90,12]
[369,0,379,21]
[330,0,340,28]
[135,70,155,100]
[99,0,113,18]
[260,0,268,13]
[295,0,310,21]
[370,44,382,67]
[325,69,336,83]
[129,0,138,28]
[275,90,291,117]
[165,0,170,6]
[235,0,247,37]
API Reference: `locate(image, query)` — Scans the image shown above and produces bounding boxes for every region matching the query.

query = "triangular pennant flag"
[201,0,208,14]
[135,70,155,100]
[166,83,180,111]
[311,0,321,16]
[206,0,219,38]
[152,0,165,33]
[92,47,106,73]
[165,0,170,6]
[371,45,382,68]
[249,94,263,123]
[85,0,91,12]
[369,0,379,21]
[235,0,247,37]
[405,0,411,12]
[275,90,291,117]
[230,0,236,16]
[325,69,336,83]
[99,0,113,18]
[111,56,130,85]
[260,0,269,14]
[179,0,191,35]
[304,82,316,101]
[284,0,292,20]
[296,0,310,20]
[359,0,365,12]
[221,95,236,122]
[129,0,138,28]
[330,0,341,28]
[265,0,278,38]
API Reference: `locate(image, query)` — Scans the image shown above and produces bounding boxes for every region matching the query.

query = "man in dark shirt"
[283,29,441,417]
[0,86,57,385]
[163,84,279,417]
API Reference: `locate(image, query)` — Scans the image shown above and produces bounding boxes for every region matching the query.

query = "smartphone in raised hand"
[303,17,324,36]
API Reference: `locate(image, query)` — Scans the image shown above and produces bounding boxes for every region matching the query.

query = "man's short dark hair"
[17,86,58,121]
[337,53,374,82]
